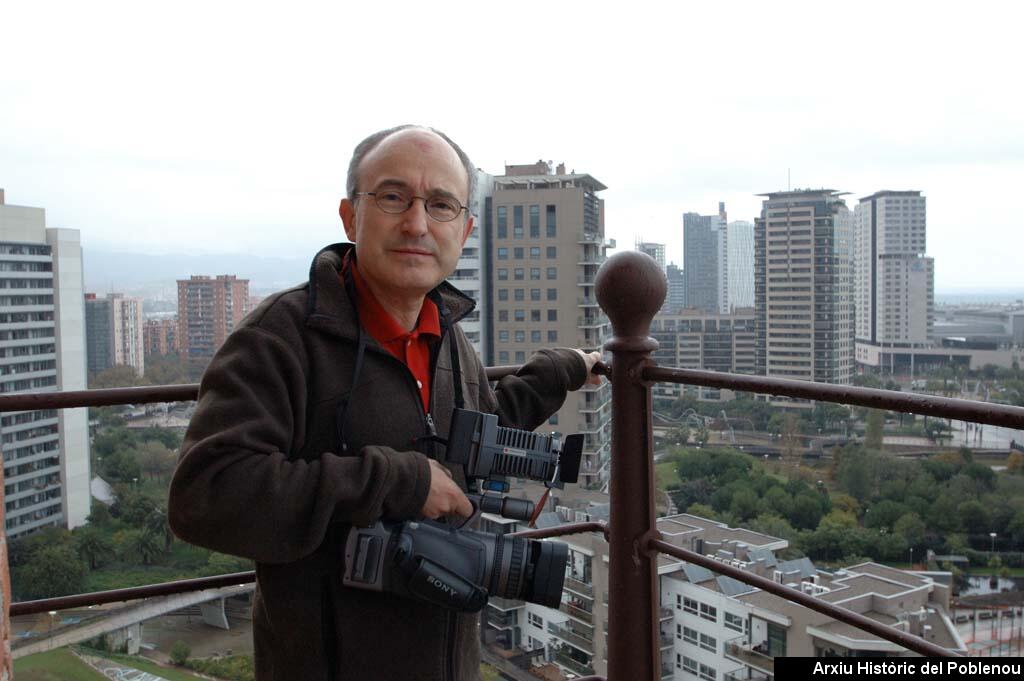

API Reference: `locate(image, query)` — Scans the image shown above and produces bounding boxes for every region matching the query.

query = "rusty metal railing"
[3,251,1021,678]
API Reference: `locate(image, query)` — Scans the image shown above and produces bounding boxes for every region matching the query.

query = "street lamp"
[990,532,997,555]
[909,547,914,569]
[47,610,57,649]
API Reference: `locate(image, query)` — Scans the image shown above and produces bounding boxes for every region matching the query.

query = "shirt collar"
[345,254,441,343]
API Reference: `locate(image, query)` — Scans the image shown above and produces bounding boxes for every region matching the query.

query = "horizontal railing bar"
[510,521,608,541]
[649,538,958,658]
[10,570,255,617]
[0,384,200,412]
[644,366,1024,431]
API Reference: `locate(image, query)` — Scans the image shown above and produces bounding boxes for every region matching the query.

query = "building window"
[498,330,509,342]
[529,247,541,260]
[546,204,556,237]
[515,351,525,363]
[514,309,525,321]
[514,268,524,280]
[547,288,557,301]
[513,206,523,239]
[497,268,508,281]
[683,657,698,676]
[547,267,557,280]
[531,330,541,343]
[497,206,507,239]
[699,633,716,653]
[547,309,557,321]
[548,413,558,425]
[699,603,716,623]
[683,597,698,615]
[498,351,509,362]
[547,330,557,343]
[530,289,541,301]
[515,330,525,343]
[529,205,540,238]
[498,310,508,322]
[498,289,508,301]
[528,612,543,628]
[547,246,557,259]
[724,612,745,633]
[676,624,682,640]
[497,247,508,260]
[514,247,524,259]
[683,626,698,644]
[531,309,541,322]
[699,663,716,681]
[530,268,541,280]
[514,289,524,301]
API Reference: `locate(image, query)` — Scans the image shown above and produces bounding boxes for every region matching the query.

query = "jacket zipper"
[445,610,457,681]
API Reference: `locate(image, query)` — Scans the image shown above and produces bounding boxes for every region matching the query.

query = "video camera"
[342,409,583,612]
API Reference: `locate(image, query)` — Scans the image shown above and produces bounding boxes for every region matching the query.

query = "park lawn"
[83,564,194,592]
[87,651,211,681]
[13,649,107,681]
[655,460,681,489]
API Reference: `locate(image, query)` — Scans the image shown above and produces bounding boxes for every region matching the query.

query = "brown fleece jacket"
[168,243,586,681]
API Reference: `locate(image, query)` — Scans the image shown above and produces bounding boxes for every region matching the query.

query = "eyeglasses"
[355,188,468,222]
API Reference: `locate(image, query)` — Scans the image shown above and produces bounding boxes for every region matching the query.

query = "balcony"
[0,252,996,680]
[553,650,595,677]
[724,670,770,681]
[548,621,594,653]
[724,640,775,676]
[564,575,594,599]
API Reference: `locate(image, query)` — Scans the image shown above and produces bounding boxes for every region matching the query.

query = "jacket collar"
[304,242,476,341]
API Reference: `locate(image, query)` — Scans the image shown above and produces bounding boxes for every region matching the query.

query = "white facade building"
[450,169,493,358]
[727,221,754,311]
[0,189,90,538]
[854,191,934,371]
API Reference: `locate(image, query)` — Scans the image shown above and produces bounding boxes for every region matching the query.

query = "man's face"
[340,129,474,304]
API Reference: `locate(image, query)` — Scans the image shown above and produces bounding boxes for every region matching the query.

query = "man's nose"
[400,198,430,236]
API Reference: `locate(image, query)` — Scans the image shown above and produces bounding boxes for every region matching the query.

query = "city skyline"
[1,3,1021,290]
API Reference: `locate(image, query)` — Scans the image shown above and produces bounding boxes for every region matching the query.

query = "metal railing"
[2,251,1021,679]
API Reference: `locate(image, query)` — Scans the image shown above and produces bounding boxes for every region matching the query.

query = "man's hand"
[575,349,604,387]
[420,459,474,519]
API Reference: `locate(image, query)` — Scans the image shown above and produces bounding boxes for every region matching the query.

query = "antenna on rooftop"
[787,168,791,191]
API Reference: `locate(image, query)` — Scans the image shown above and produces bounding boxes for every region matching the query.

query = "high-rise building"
[727,220,754,311]
[651,308,756,402]
[84,293,144,376]
[176,275,250,363]
[0,189,90,538]
[755,190,855,398]
[488,161,613,488]
[143,317,178,357]
[684,205,728,314]
[854,191,934,372]
[636,240,667,270]
[664,264,686,314]
[452,169,493,359]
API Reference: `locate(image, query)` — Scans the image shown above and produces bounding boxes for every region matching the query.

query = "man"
[169,125,601,681]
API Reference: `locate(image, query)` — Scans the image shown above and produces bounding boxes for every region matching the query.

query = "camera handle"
[404,555,489,612]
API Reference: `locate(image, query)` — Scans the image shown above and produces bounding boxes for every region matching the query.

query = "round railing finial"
[595,251,667,340]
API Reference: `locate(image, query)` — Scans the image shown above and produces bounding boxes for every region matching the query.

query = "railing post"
[595,251,666,681]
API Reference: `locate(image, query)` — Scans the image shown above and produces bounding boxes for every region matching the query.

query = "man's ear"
[340,198,357,242]
[460,215,475,247]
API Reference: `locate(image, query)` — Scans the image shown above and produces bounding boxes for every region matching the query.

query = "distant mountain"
[83,249,313,298]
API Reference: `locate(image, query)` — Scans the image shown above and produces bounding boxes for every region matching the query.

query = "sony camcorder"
[342,409,583,612]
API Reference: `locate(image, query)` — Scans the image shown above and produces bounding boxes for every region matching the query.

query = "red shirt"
[345,258,440,411]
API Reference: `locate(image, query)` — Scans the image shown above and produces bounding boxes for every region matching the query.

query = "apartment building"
[637,241,667,270]
[143,317,178,357]
[754,190,855,403]
[727,221,754,311]
[85,292,144,376]
[684,203,729,315]
[664,264,686,314]
[854,191,934,374]
[651,308,756,402]
[0,189,90,539]
[450,169,493,357]
[487,161,613,488]
[176,275,250,363]
[487,506,965,680]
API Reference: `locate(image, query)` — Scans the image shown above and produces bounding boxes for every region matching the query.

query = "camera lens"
[487,534,567,608]
[525,540,568,608]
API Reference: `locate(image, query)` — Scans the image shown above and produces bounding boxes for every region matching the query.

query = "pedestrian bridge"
[11,583,253,659]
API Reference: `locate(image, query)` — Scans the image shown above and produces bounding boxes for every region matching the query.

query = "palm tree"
[73,526,113,570]
[144,508,174,551]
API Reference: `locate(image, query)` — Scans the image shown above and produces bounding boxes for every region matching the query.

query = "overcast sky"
[2,1,1021,291]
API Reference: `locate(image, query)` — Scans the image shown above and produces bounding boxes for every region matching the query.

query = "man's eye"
[430,198,457,212]
[379,191,406,203]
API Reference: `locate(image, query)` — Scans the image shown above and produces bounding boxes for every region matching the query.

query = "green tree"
[957,500,990,536]
[729,487,760,522]
[17,544,86,599]
[122,529,163,565]
[790,494,826,530]
[864,410,884,450]
[144,507,174,551]
[115,491,158,528]
[170,641,191,666]
[73,525,114,569]
[138,440,177,481]
[893,513,927,549]
[103,448,142,482]
[89,364,144,389]
[864,501,909,532]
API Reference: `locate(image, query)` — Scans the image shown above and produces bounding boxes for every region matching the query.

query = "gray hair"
[346,125,477,213]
